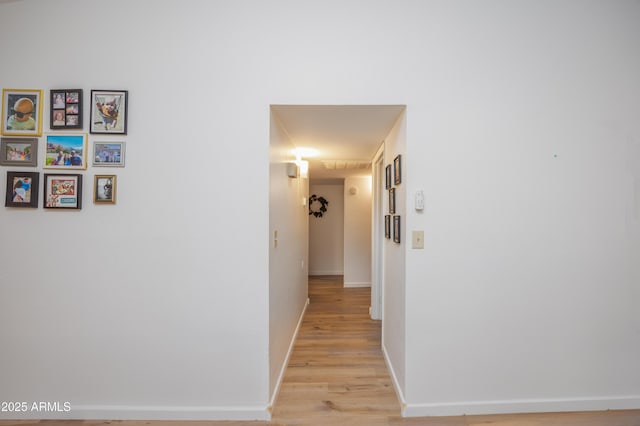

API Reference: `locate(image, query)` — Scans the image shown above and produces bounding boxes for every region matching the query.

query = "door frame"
[371,142,385,320]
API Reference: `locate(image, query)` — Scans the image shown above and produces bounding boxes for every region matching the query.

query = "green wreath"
[309,194,329,217]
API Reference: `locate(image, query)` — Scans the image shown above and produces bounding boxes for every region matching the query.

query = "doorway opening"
[268,104,406,409]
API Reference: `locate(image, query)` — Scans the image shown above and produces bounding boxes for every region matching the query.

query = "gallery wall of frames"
[384,154,402,244]
[1,88,128,209]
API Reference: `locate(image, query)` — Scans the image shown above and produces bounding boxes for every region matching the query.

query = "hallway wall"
[268,111,309,402]
[308,183,344,276]
[343,176,372,287]
[382,111,407,398]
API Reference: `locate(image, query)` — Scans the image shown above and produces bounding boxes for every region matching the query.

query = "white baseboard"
[268,297,310,411]
[402,395,640,418]
[381,343,407,413]
[309,271,343,276]
[344,281,371,288]
[0,405,270,421]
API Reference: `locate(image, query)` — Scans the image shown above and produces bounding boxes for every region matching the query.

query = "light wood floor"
[1,275,639,425]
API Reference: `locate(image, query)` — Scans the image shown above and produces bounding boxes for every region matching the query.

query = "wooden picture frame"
[43,173,82,209]
[393,215,401,243]
[5,171,39,208]
[90,90,128,134]
[385,164,392,189]
[94,175,116,204]
[44,133,87,170]
[92,142,125,167]
[394,154,402,185]
[1,89,43,136]
[389,187,396,214]
[385,215,391,239]
[50,89,83,130]
[0,137,38,167]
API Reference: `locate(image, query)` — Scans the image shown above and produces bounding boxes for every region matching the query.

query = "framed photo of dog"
[1,89,44,136]
[50,89,83,130]
[90,90,128,135]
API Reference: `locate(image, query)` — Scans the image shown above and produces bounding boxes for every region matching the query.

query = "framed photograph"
[393,215,401,244]
[43,173,82,209]
[94,175,116,204]
[389,187,396,214]
[5,171,39,208]
[385,164,392,189]
[90,90,128,134]
[50,89,83,130]
[93,142,125,167]
[385,215,391,239]
[2,89,43,136]
[44,133,87,169]
[0,137,38,167]
[394,154,402,185]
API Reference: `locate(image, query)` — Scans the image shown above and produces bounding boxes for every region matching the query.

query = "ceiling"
[271,105,405,181]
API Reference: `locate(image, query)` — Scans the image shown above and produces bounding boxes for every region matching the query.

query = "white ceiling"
[271,105,405,181]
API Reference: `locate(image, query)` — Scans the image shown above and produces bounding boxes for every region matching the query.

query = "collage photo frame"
[50,89,83,130]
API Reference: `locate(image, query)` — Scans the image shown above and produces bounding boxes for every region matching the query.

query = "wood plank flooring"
[270,275,399,425]
[1,275,639,425]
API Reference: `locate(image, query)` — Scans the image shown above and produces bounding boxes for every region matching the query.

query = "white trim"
[382,343,407,413]
[402,396,640,418]
[268,297,310,410]
[1,405,270,421]
[344,281,371,288]
[308,270,343,276]
[370,142,385,321]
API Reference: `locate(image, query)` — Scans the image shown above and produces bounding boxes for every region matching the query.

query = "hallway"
[271,275,400,425]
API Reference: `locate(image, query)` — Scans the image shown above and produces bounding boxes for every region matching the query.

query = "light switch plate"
[412,230,424,249]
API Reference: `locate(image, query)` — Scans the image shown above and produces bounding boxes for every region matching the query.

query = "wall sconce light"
[286,162,299,178]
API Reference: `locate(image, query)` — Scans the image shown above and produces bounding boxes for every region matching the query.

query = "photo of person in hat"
[70,150,82,166]
[7,97,36,131]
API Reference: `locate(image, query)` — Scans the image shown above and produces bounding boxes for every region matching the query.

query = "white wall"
[268,111,308,403]
[308,183,344,275]
[1,0,273,421]
[403,1,640,416]
[343,177,372,287]
[382,112,407,400]
[0,0,639,421]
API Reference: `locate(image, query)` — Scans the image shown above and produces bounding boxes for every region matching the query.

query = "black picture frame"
[43,173,83,209]
[389,187,396,214]
[5,171,39,208]
[394,154,402,185]
[385,215,391,239]
[90,90,128,135]
[385,164,392,189]
[50,89,83,130]
[393,215,401,243]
